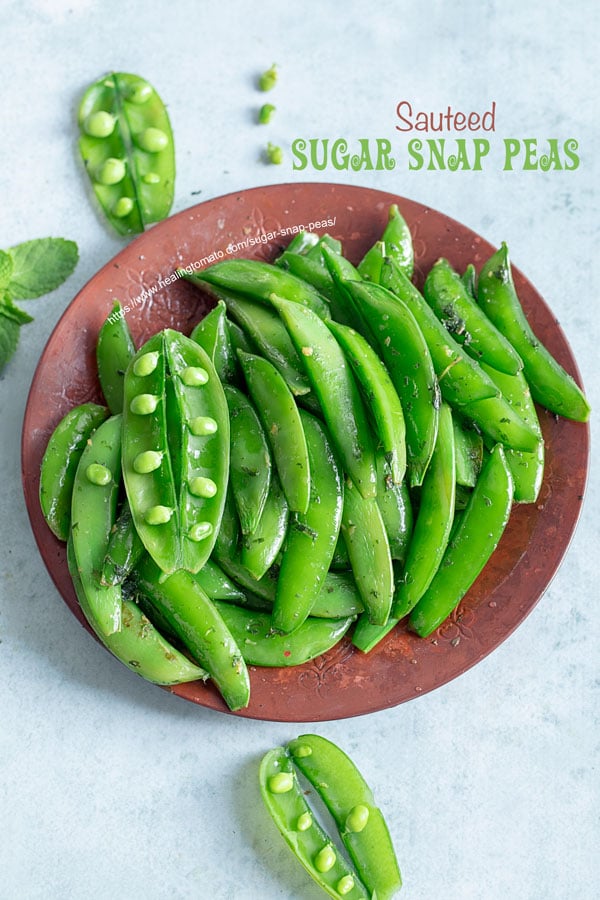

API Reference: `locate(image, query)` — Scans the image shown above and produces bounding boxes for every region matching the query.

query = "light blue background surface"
[1,1,598,898]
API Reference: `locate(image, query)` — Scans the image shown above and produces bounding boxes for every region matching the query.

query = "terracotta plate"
[21,183,589,721]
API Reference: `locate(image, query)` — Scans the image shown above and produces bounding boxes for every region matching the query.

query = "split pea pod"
[392,403,456,619]
[40,402,109,541]
[224,385,272,535]
[135,555,250,711]
[479,362,544,503]
[379,257,501,406]
[343,279,439,487]
[272,410,344,633]
[409,443,514,637]
[183,258,330,319]
[477,242,590,421]
[213,603,354,667]
[327,320,407,485]
[238,350,311,514]
[341,476,395,626]
[424,257,523,375]
[288,734,402,900]
[70,414,123,635]
[190,300,237,384]
[259,748,370,900]
[67,537,207,686]
[270,295,377,499]
[96,301,136,413]
[78,71,174,235]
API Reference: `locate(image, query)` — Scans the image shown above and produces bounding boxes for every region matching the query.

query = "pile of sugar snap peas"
[39,204,590,715]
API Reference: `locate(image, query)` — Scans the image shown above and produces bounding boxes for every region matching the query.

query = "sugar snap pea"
[190,300,237,384]
[135,556,250,711]
[477,243,590,421]
[379,258,501,407]
[409,443,514,637]
[67,537,207,686]
[259,747,370,900]
[327,319,407,485]
[288,734,402,900]
[191,558,246,601]
[462,263,477,299]
[96,301,136,413]
[70,414,123,636]
[272,410,344,633]
[241,472,289,580]
[459,390,539,452]
[238,350,311,514]
[424,258,523,375]
[225,384,272,534]
[479,362,544,503]
[213,603,354,667]
[381,203,414,279]
[78,72,174,235]
[452,417,483,488]
[40,402,109,541]
[184,258,330,319]
[270,295,377,499]
[343,279,439,487]
[375,453,413,564]
[341,476,394,626]
[392,403,456,619]
[357,240,386,284]
[101,501,144,586]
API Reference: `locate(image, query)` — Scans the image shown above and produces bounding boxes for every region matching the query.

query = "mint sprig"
[0,238,78,371]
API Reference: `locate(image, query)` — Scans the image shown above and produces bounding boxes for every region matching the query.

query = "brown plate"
[21,183,590,721]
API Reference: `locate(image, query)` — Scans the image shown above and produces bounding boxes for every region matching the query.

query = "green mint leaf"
[0,250,13,291]
[0,294,34,325]
[6,237,79,300]
[0,310,22,371]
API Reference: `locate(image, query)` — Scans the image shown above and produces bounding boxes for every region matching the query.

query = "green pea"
[345,804,370,833]
[127,81,153,104]
[291,744,313,759]
[85,463,112,486]
[258,103,276,124]
[182,366,209,387]
[133,351,160,377]
[296,812,312,832]
[189,415,218,436]
[189,476,218,498]
[129,393,159,415]
[133,450,163,474]
[144,505,173,525]
[269,772,294,794]
[188,521,213,542]
[137,127,169,153]
[113,197,134,218]
[142,171,161,184]
[96,157,126,185]
[266,142,283,165]
[315,844,336,873]
[84,111,115,138]
[337,875,355,895]
[258,63,278,91]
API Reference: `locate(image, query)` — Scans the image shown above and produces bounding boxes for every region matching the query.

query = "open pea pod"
[288,734,402,900]
[259,748,371,900]
[78,71,175,236]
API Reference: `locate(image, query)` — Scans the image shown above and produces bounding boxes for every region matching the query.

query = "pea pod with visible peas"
[96,301,136,413]
[40,402,109,541]
[477,242,590,421]
[259,747,371,900]
[409,443,514,637]
[78,71,174,235]
[288,734,402,900]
